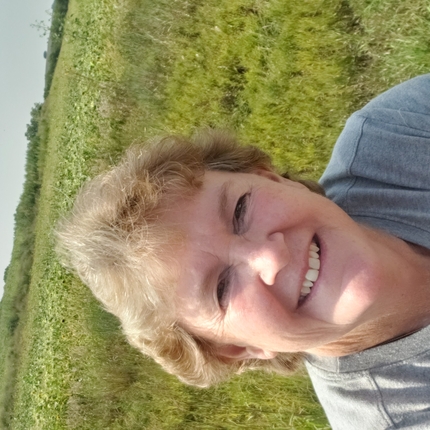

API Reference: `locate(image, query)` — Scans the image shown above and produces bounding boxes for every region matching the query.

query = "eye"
[217,268,231,309]
[216,266,231,309]
[233,192,250,233]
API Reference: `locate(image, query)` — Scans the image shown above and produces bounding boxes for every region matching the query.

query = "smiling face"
[165,169,395,359]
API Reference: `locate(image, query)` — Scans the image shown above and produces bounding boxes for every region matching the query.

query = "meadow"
[1,0,430,428]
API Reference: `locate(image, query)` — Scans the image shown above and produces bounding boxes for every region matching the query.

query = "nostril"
[244,233,288,286]
[259,254,283,286]
[261,270,276,286]
[257,233,289,285]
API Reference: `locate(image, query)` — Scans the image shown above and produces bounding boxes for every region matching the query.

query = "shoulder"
[321,74,430,192]
[305,325,430,429]
[319,74,430,248]
[362,74,430,114]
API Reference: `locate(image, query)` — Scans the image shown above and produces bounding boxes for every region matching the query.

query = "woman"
[57,74,430,429]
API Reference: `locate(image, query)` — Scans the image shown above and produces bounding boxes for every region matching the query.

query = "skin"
[164,169,430,360]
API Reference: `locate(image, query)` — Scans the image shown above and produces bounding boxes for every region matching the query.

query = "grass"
[1,0,430,428]
[43,0,70,98]
[0,101,46,427]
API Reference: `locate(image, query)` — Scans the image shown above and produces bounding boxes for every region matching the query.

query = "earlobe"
[217,344,278,361]
[246,346,278,360]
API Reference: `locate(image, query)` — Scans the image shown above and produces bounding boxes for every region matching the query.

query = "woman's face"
[166,169,388,359]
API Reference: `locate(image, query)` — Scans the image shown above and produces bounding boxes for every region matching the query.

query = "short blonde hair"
[56,130,321,387]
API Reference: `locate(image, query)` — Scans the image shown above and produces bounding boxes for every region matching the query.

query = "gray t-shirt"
[306,74,430,429]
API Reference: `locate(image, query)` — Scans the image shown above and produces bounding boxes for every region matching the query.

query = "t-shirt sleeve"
[312,75,430,429]
[362,74,430,115]
[320,74,430,248]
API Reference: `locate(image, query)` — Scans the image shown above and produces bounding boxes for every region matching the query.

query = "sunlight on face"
[164,170,388,358]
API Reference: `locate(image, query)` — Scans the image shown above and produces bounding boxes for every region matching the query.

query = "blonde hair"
[56,130,321,387]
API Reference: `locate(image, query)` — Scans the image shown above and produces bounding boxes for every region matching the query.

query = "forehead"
[160,171,230,246]
[161,171,242,322]
[162,170,262,245]
[163,169,244,214]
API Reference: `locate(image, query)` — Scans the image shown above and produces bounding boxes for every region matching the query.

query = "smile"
[299,240,320,301]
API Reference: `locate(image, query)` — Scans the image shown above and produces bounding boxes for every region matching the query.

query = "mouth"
[298,236,320,307]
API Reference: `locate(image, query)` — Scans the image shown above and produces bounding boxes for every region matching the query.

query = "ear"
[253,169,307,190]
[217,344,278,361]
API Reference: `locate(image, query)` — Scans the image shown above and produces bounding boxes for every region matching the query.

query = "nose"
[232,232,289,286]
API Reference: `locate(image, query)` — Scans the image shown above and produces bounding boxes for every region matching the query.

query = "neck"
[311,230,430,357]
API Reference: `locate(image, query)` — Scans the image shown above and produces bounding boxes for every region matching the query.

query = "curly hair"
[56,130,324,387]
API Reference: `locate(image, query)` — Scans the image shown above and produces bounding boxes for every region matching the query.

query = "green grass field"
[1,0,430,428]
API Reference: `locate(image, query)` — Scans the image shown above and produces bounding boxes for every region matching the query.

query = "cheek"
[331,263,382,325]
[258,195,315,228]
[227,288,290,335]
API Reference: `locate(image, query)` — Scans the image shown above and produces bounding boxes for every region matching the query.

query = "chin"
[308,335,367,357]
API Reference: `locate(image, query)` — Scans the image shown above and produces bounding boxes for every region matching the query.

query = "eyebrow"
[198,180,232,304]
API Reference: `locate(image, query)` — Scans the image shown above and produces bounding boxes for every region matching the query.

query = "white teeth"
[310,243,319,253]
[300,241,320,300]
[305,269,319,282]
[309,257,320,270]
[301,286,311,295]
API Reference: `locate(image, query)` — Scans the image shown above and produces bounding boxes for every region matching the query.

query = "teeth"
[310,243,319,253]
[300,241,320,300]
[301,286,311,295]
[309,257,320,270]
[305,269,319,282]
